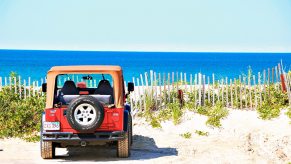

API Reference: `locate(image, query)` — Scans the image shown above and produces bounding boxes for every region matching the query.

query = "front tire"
[41,140,55,159]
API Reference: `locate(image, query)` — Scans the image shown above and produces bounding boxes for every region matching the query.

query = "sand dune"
[0,110,290,163]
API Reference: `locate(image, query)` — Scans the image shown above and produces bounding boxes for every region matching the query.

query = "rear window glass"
[56,74,113,88]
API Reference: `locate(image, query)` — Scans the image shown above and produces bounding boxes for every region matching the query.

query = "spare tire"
[66,96,104,132]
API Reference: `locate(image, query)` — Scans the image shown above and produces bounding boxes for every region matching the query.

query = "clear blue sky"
[0,0,291,52]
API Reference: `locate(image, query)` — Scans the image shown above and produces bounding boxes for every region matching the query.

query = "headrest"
[77,82,87,88]
[61,80,78,95]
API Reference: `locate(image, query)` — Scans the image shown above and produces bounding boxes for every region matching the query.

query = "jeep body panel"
[45,107,124,132]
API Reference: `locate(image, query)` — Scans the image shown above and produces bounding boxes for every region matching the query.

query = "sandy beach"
[0,109,290,164]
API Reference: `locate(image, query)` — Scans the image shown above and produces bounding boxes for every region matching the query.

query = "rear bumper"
[42,131,125,142]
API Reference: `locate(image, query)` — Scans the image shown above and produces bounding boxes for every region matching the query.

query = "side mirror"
[42,83,47,93]
[127,82,134,92]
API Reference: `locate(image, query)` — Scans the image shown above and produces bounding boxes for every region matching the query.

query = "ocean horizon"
[0,49,290,82]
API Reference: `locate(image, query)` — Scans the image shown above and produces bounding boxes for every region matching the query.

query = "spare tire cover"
[66,95,104,132]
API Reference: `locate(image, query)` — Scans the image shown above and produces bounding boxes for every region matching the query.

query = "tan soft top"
[45,65,124,109]
[49,66,122,72]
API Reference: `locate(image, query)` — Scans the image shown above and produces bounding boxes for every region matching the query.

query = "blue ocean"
[0,50,290,82]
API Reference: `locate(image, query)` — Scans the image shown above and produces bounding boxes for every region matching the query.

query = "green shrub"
[167,102,183,125]
[205,103,229,128]
[157,108,172,121]
[140,93,163,128]
[195,130,209,136]
[197,106,208,115]
[256,85,288,120]
[257,102,281,120]
[0,87,45,140]
[149,116,162,128]
[184,91,196,110]
[190,103,229,128]
[180,132,191,139]
[143,100,183,128]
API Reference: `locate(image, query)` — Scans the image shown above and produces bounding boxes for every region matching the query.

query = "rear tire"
[41,140,55,159]
[117,114,131,158]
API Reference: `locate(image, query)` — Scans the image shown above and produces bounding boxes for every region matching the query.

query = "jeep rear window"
[56,74,113,88]
[54,74,115,106]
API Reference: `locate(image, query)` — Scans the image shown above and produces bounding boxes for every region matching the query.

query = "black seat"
[60,80,79,95]
[95,80,113,95]
[94,80,114,103]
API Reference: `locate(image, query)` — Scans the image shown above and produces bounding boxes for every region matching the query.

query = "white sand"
[0,109,290,163]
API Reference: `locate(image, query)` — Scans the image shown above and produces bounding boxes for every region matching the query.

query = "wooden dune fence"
[0,63,290,111]
[127,63,291,112]
[0,76,45,98]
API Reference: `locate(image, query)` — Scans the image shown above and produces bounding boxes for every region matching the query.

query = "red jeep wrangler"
[40,66,134,159]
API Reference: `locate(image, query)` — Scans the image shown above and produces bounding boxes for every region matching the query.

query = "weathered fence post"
[4,77,7,86]
[132,77,136,110]
[14,77,17,94]
[158,73,162,99]
[40,78,44,96]
[172,72,175,102]
[258,72,262,106]
[19,76,22,99]
[154,72,158,108]
[239,76,242,109]
[37,81,40,97]
[163,73,166,104]
[226,77,228,107]
[230,79,233,108]
[137,78,142,112]
[190,74,193,92]
[248,75,252,109]
[150,70,154,99]
[212,74,215,106]
[194,74,197,106]
[0,77,2,91]
[221,79,224,106]
[24,80,26,99]
[234,78,238,108]
[243,77,247,109]
[272,67,274,84]
[202,75,206,105]
[140,74,146,111]
[184,73,187,91]
[275,66,279,83]
[253,75,257,109]
[207,76,210,103]
[268,68,271,97]
[217,80,220,103]
[263,69,266,100]
[198,73,202,106]
[28,77,31,97]
[145,72,149,95]
[172,72,175,85]
[167,73,171,103]
[32,81,35,97]
[176,72,179,91]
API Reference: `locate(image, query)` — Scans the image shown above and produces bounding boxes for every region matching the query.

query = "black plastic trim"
[42,131,125,141]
